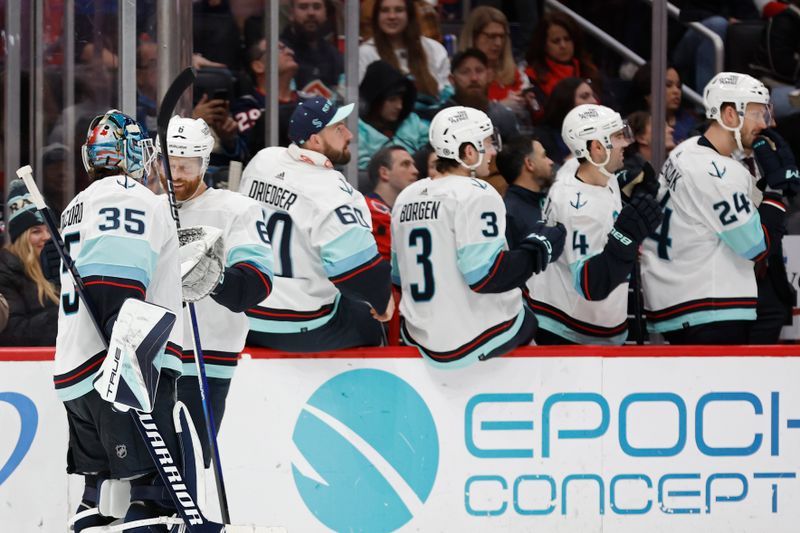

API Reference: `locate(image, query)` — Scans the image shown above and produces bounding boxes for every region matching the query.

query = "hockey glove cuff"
[519,221,567,273]
[753,129,800,196]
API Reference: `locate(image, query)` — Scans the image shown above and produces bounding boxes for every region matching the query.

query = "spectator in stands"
[358,60,429,169]
[533,77,597,166]
[359,0,451,105]
[0,180,59,346]
[459,7,532,121]
[497,135,555,249]
[625,111,676,165]
[672,0,760,93]
[365,146,419,261]
[525,11,601,100]
[630,63,698,144]
[279,0,344,100]
[442,49,520,143]
[136,40,158,136]
[192,0,244,72]
[233,39,301,154]
[0,294,8,334]
[412,143,441,179]
[365,145,417,345]
[192,88,249,183]
[755,1,800,120]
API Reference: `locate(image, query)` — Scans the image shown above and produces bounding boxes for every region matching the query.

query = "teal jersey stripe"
[78,236,158,287]
[535,314,628,345]
[391,250,401,285]
[227,243,274,275]
[458,239,505,285]
[403,308,526,369]
[181,363,235,379]
[55,374,98,401]
[249,295,341,334]
[322,227,379,277]
[78,264,151,286]
[647,307,757,333]
[569,253,597,299]
[718,214,765,260]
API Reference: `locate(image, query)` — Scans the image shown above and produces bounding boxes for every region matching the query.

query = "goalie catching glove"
[178,225,225,302]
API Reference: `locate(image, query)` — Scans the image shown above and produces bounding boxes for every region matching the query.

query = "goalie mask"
[82,110,155,183]
[703,72,771,152]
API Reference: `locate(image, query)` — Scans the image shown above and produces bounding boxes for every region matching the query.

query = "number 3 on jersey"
[408,228,434,301]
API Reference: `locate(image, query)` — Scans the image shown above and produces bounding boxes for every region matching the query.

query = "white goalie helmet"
[561,104,630,167]
[156,116,216,173]
[703,71,771,151]
[429,106,497,171]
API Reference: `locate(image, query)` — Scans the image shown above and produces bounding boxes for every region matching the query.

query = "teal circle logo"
[292,369,439,532]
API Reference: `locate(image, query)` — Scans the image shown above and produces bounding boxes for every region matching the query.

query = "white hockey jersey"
[391,175,526,367]
[240,144,380,333]
[640,136,765,332]
[163,188,273,378]
[529,164,629,345]
[54,175,183,401]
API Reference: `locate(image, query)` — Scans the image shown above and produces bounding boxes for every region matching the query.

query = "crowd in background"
[2,0,800,345]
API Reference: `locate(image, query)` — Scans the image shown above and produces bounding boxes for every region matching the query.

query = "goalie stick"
[156,66,232,524]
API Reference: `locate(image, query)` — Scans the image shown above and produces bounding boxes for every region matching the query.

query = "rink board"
[2,347,800,532]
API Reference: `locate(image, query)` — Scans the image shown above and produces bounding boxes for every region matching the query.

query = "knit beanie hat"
[7,179,44,243]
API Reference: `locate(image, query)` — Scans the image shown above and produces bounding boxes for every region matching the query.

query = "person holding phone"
[192,84,248,174]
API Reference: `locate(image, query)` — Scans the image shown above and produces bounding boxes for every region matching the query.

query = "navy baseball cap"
[288,97,355,145]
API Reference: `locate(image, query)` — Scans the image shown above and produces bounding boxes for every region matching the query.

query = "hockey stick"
[156,66,232,524]
[632,259,645,345]
[16,165,221,533]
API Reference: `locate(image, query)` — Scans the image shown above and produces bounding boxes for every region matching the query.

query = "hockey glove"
[519,221,567,273]
[612,193,662,249]
[616,154,659,201]
[39,238,61,284]
[178,225,225,302]
[753,129,800,196]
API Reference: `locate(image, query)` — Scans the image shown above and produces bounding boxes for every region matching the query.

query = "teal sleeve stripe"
[321,227,379,277]
[391,251,401,285]
[718,214,766,260]
[77,236,158,286]
[568,253,598,299]
[78,263,151,286]
[458,239,505,285]
[227,244,274,275]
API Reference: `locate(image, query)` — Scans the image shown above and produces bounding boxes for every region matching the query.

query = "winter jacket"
[0,249,59,346]
[358,60,430,169]
[358,114,430,169]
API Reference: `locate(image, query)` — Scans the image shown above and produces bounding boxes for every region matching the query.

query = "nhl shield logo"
[115,444,127,459]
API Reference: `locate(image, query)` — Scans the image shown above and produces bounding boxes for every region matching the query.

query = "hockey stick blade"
[157,67,196,137]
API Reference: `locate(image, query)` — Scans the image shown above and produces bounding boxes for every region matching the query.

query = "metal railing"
[545,0,704,107]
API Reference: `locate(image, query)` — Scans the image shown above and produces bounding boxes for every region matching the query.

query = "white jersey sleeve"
[453,180,507,290]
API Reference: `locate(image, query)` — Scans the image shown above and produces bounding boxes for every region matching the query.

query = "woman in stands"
[459,7,530,112]
[533,77,598,166]
[630,63,698,144]
[358,0,450,106]
[525,12,601,101]
[0,180,59,346]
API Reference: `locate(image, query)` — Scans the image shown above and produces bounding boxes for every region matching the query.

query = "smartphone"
[211,88,230,102]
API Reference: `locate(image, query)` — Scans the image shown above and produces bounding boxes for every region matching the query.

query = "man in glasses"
[641,72,797,344]
[529,104,662,345]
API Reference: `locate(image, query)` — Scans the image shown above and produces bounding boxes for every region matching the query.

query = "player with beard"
[441,49,520,144]
[240,97,394,351]
[277,0,344,99]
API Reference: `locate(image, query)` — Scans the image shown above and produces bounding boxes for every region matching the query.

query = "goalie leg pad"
[70,475,116,532]
[174,400,207,512]
[93,298,177,413]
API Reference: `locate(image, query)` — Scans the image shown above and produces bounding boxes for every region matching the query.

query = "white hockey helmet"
[703,72,771,151]
[561,104,630,166]
[156,116,215,174]
[429,106,498,171]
